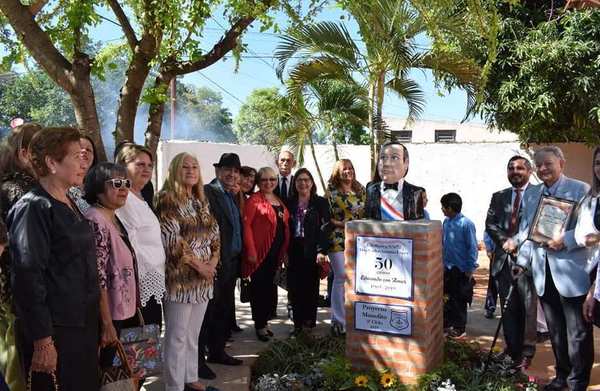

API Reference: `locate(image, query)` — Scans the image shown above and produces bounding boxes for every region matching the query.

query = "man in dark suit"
[271,149,296,319]
[365,141,425,221]
[485,155,537,370]
[198,153,243,378]
[274,150,296,207]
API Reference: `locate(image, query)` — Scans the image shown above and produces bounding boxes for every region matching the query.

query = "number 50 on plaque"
[355,236,413,300]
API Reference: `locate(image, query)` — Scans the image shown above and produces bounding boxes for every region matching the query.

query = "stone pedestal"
[344,220,443,384]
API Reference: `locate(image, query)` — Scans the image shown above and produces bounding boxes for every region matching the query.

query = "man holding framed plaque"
[485,155,537,371]
[514,146,592,391]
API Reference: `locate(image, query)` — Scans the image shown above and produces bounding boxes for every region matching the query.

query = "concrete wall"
[156,140,595,240]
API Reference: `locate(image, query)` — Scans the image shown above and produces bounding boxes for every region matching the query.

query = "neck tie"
[508,188,522,235]
[383,183,398,191]
[281,176,288,200]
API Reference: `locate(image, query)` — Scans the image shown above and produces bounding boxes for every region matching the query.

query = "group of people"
[0,122,598,391]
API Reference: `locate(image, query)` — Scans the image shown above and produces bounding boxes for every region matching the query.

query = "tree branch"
[0,0,73,91]
[28,0,48,16]
[106,0,138,49]
[173,16,256,75]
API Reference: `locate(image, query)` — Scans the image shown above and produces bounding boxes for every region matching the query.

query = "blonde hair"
[161,152,205,202]
[328,159,365,196]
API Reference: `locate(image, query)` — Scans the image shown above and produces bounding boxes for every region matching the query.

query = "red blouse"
[242,192,290,278]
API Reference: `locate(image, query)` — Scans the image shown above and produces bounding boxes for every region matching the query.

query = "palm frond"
[385,77,425,122]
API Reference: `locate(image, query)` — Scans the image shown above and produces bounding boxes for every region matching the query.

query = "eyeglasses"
[106,178,132,189]
[260,178,278,182]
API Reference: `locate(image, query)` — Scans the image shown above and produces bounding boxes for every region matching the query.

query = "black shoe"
[231,324,243,333]
[537,331,551,343]
[197,362,216,380]
[484,309,495,319]
[255,330,270,342]
[207,353,243,366]
[543,378,567,391]
[265,328,274,337]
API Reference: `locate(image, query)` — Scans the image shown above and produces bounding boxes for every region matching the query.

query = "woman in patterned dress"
[326,159,366,336]
[156,152,220,391]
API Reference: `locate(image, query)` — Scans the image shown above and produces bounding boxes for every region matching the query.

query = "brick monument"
[344,219,444,384]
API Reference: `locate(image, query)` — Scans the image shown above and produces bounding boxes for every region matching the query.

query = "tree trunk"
[71,52,107,161]
[308,133,326,190]
[144,75,172,157]
[368,81,377,178]
[114,55,154,144]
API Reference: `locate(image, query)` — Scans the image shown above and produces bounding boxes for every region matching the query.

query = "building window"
[435,129,456,143]
[391,130,412,143]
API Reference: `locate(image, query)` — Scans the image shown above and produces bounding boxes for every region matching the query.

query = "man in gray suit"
[485,155,537,370]
[513,146,592,391]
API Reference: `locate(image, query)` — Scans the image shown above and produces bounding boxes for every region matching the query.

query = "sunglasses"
[106,178,132,189]
[260,177,278,182]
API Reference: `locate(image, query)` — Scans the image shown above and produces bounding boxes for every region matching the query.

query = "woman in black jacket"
[287,168,330,335]
[8,127,99,391]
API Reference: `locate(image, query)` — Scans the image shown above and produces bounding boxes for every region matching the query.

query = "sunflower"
[354,375,369,388]
[380,372,396,388]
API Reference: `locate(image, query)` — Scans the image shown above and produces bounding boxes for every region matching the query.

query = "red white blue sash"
[380,196,404,221]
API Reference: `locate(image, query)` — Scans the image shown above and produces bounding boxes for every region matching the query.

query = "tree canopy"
[475,3,600,144]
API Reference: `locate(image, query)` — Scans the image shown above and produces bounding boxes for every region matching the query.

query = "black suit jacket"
[274,174,295,208]
[365,181,426,221]
[204,179,242,278]
[485,187,518,277]
[288,195,331,259]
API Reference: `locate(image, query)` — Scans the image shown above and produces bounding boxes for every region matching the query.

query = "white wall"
[156,140,594,240]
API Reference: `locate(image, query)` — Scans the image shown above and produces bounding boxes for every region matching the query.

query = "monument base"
[344,220,443,384]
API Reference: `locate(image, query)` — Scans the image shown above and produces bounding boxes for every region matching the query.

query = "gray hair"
[534,146,565,163]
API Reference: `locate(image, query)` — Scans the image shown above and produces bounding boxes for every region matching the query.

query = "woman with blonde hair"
[242,167,290,341]
[326,159,366,336]
[156,152,220,391]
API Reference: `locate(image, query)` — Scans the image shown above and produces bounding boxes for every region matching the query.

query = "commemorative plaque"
[528,195,576,245]
[354,301,412,336]
[355,236,413,299]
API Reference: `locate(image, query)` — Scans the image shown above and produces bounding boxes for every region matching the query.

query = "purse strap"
[135,307,145,328]
[27,370,59,391]
[114,341,134,377]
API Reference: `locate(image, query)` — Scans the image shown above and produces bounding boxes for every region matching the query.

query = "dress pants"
[20,303,99,391]
[287,239,319,329]
[494,260,537,360]
[540,261,593,391]
[250,252,278,330]
[329,251,346,327]
[164,300,208,391]
[443,267,470,330]
[199,258,237,359]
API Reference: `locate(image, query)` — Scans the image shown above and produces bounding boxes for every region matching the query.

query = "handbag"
[240,278,251,303]
[26,370,58,391]
[100,342,137,391]
[274,266,288,291]
[117,310,162,379]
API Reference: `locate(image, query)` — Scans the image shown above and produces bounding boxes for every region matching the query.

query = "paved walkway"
[142,252,600,391]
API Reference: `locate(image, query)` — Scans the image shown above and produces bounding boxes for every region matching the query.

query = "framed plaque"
[355,236,413,300]
[528,195,577,245]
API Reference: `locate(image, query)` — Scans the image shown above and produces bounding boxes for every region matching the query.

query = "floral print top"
[86,207,137,321]
[326,183,366,252]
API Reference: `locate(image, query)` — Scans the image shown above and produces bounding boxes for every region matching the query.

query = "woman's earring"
[51,169,56,174]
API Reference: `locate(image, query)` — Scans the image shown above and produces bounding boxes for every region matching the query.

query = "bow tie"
[383,183,398,191]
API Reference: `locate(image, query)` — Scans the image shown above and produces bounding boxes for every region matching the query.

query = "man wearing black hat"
[198,153,243,376]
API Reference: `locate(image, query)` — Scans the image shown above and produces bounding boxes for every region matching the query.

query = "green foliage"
[252,333,345,379]
[0,71,76,127]
[234,87,286,146]
[168,84,236,142]
[478,5,600,144]
[252,336,536,391]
